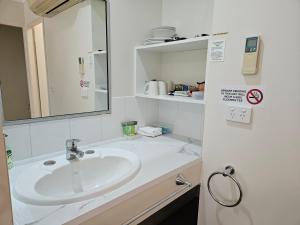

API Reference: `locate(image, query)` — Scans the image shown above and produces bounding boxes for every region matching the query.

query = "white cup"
[192,91,204,99]
[158,81,167,95]
[144,81,159,96]
[166,80,174,92]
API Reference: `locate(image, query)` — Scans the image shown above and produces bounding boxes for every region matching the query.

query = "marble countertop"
[9,135,202,225]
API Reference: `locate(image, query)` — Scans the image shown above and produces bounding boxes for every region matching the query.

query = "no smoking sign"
[246,89,263,105]
[220,86,264,106]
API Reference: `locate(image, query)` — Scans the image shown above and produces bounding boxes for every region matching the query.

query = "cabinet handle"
[175,174,192,186]
[123,174,192,225]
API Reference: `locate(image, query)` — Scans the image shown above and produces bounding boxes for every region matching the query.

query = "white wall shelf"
[134,36,208,105]
[95,89,108,94]
[135,36,210,53]
[136,94,205,105]
[89,49,108,110]
[89,50,107,55]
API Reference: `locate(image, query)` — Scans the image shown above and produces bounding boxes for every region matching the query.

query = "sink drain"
[43,160,56,166]
[85,150,95,155]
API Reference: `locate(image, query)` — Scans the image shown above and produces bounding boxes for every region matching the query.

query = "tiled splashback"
[157,101,204,141]
[4,96,204,161]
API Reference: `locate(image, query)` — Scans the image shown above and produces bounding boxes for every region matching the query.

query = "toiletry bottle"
[4,134,13,169]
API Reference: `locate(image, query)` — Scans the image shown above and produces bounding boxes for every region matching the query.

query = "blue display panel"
[245,37,258,53]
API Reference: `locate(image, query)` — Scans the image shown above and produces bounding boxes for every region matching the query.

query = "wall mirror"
[0,0,110,125]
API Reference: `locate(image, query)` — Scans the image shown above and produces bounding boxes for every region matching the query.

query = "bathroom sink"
[13,148,141,205]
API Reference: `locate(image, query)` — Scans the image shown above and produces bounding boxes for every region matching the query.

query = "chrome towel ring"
[207,166,243,207]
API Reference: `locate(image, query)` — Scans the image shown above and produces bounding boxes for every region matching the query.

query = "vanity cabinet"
[77,160,201,225]
[139,185,200,225]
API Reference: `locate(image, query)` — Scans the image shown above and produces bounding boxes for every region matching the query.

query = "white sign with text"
[220,86,264,106]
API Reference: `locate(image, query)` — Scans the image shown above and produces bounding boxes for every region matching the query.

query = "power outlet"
[225,104,252,124]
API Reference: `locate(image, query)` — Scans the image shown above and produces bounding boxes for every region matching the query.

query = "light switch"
[81,87,89,98]
[225,104,252,124]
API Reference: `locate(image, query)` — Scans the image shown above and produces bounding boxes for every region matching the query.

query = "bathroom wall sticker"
[246,89,263,105]
[220,86,264,106]
[80,79,90,98]
[208,39,226,62]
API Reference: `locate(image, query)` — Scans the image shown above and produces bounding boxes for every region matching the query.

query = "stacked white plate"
[150,26,176,38]
[144,26,176,45]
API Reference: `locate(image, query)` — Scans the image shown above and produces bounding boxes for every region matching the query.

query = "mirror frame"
[4,0,112,126]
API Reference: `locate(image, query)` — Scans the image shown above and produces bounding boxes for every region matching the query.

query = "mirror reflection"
[0,0,109,123]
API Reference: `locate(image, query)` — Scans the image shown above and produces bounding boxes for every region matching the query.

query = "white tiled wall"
[4,96,204,161]
[69,116,102,146]
[4,124,31,160]
[157,101,205,141]
[124,97,158,127]
[101,97,126,140]
[30,119,70,157]
[3,97,158,161]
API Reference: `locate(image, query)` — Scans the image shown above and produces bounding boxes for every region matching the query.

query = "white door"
[199,0,300,225]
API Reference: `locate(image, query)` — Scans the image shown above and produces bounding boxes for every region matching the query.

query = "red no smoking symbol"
[246,89,263,105]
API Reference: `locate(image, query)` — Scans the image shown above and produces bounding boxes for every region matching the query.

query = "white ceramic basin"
[13,148,141,205]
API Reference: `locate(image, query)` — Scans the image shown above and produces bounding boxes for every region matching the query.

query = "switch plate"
[225,104,252,124]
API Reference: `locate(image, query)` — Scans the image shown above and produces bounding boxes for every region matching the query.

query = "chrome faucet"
[66,139,84,160]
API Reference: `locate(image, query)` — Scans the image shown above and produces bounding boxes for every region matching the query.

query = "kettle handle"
[144,81,149,95]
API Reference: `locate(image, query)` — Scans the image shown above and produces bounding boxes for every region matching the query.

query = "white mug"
[166,80,174,92]
[158,81,167,95]
[144,81,159,96]
[192,91,204,99]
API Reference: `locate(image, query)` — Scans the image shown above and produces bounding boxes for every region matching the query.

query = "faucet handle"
[66,139,81,150]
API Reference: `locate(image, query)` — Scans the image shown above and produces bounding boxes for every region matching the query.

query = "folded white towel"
[138,126,162,137]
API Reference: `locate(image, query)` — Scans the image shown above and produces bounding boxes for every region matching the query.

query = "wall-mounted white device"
[27,0,82,18]
[225,104,252,124]
[242,36,260,75]
[78,57,85,75]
